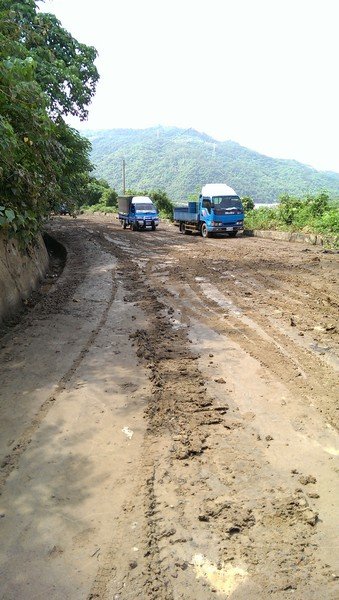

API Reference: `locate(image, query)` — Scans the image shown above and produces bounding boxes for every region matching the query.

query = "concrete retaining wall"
[243,229,336,246]
[0,232,49,324]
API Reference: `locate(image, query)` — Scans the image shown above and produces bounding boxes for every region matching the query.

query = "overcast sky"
[40,0,339,173]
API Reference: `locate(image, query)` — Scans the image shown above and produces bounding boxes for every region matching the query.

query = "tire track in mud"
[162,276,339,430]
[225,263,339,353]
[145,233,338,429]
[92,227,336,599]
[130,288,337,598]
[169,249,339,358]
[0,269,118,491]
[2,217,337,598]
[123,280,227,600]
[50,218,337,599]
[89,233,232,598]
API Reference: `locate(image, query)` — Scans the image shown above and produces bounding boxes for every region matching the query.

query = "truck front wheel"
[200,223,210,238]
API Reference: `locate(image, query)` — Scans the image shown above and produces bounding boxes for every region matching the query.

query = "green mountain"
[84,126,339,203]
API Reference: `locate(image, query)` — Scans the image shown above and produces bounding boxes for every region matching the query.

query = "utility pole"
[122,158,126,195]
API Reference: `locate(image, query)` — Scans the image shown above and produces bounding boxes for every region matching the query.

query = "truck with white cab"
[173,184,244,238]
[118,195,159,231]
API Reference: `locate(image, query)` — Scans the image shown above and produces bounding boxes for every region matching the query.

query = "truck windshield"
[134,204,157,212]
[212,196,243,209]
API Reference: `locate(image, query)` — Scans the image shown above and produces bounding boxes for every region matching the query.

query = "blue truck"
[173,184,244,238]
[118,195,159,231]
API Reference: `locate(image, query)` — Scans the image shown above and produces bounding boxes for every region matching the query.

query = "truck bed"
[173,207,199,222]
[118,196,133,214]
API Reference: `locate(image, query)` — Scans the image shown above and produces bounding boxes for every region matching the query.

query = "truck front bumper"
[137,219,159,227]
[211,225,244,233]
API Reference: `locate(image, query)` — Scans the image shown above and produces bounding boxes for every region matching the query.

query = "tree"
[305,192,329,217]
[85,177,109,206]
[0,0,99,243]
[102,187,118,207]
[278,194,302,225]
[242,196,255,212]
[21,5,99,120]
[149,189,173,218]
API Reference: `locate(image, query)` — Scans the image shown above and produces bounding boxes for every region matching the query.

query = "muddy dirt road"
[0,214,338,600]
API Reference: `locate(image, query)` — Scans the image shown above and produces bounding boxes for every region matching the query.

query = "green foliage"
[305,191,330,217]
[82,203,117,214]
[242,196,254,212]
[84,177,117,207]
[0,0,99,246]
[0,204,41,248]
[277,192,331,228]
[84,127,339,203]
[244,206,279,230]
[86,177,108,206]
[0,206,15,226]
[278,194,303,225]
[245,192,339,242]
[313,209,339,235]
[7,1,99,120]
[102,187,118,207]
[149,189,173,218]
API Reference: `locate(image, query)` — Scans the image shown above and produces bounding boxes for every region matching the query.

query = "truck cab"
[199,184,244,237]
[118,195,159,231]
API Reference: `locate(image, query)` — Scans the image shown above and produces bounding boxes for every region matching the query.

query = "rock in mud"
[298,475,317,485]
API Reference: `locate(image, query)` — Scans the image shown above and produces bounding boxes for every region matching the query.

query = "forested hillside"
[85,127,339,203]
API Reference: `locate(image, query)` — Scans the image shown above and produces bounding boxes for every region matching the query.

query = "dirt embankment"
[0,215,338,600]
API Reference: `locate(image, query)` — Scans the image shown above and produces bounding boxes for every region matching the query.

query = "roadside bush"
[244,191,339,244]
[313,208,339,234]
[149,189,174,219]
[82,203,116,214]
[242,196,255,212]
[278,194,303,225]
[278,192,331,227]
[82,178,117,210]
[305,191,330,217]
[102,188,118,207]
[244,206,278,230]
[86,178,109,206]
